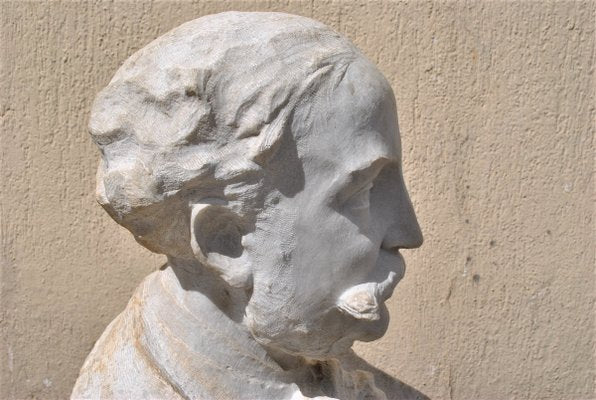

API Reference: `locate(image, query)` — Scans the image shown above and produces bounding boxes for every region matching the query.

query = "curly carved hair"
[90,12,360,258]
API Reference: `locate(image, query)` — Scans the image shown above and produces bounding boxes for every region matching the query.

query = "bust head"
[90,12,422,361]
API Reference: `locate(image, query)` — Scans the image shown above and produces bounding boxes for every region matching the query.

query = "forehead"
[300,59,401,172]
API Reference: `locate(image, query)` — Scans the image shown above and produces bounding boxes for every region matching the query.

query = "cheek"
[292,210,379,295]
[243,202,384,356]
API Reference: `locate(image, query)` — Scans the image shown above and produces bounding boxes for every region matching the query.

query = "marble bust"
[73,12,425,400]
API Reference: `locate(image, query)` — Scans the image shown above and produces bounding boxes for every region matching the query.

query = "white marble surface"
[73,12,424,400]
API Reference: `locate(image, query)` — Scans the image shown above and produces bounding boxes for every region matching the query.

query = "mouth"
[335,251,405,321]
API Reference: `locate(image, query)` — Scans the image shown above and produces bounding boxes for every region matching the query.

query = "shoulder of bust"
[71,272,182,400]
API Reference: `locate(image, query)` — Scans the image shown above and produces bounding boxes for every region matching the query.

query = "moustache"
[335,270,398,321]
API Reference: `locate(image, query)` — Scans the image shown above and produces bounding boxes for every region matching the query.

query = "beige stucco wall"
[1,1,594,399]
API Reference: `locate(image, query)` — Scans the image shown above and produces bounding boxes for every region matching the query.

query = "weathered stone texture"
[1,1,593,399]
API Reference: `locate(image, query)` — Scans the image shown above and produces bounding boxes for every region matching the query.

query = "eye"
[344,182,373,212]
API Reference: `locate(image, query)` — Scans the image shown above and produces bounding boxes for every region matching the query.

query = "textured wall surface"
[1,1,593,399]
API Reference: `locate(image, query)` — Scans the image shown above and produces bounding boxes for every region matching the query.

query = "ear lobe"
[190,203,253,289]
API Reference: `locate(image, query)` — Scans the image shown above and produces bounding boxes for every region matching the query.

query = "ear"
[190,203,252,289]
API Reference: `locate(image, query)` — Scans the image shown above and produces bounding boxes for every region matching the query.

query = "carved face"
[243,59,423,359]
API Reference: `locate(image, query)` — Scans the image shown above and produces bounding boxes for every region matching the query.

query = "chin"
[245,304,391,360]
[352,303,391,342]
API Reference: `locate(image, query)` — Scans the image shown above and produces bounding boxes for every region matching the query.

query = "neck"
[136,257,345,399]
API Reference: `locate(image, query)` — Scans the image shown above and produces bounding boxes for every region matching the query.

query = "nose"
[381,180,423,250]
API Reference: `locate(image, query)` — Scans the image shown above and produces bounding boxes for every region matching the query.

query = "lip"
[374,271,399,302]
[335,250,405,320]
[376,250,405,301]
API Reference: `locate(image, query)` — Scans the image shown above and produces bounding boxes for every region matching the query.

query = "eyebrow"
[350,156,390,178]
[334,156,391,203]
